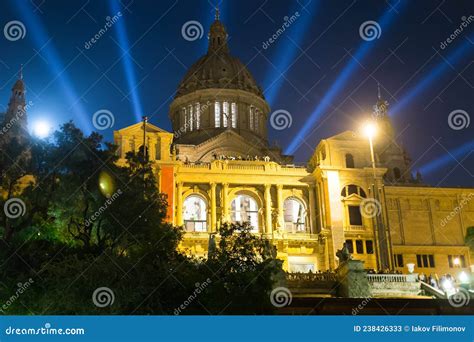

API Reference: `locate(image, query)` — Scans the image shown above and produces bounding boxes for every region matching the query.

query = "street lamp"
[363,121,377,178]
[363,120,391,271]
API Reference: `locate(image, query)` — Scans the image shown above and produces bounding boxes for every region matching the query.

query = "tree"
[0,133,32,243]
[191,222,284,314]
[0,123,284,315]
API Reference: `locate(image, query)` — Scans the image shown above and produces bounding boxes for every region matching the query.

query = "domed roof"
[175,12,264,99]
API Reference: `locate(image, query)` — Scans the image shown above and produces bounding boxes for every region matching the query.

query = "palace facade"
[3,11,470,277]
[112,12,474,276]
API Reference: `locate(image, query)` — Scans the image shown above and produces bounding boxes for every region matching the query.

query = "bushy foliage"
[0,123,283,315]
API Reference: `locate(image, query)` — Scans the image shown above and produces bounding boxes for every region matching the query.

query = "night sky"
[0,0,473,187]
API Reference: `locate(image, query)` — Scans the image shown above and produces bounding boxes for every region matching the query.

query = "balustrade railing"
[367,274,417,283]
[286,272,337,282]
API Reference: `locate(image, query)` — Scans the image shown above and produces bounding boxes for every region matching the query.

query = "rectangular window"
[223,101,229,128]
[348,205,362,226]
[345,239,353,254]
[214,102,220,128]
[416,254,422,268]
[428,255,435,268]
[355,240,363,254]
[422,255,428,268]
[231,102,237,128]
[448,255,466,268]
[416,254,435,268]
[155,143,160,160]
[365,240,374,254]
[394,254,404,267]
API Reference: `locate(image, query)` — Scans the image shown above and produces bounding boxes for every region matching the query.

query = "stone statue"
[336,242,351,263]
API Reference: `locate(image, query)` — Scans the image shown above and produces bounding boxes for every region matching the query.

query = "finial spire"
[215,5,220,20]
[19,64,23,80]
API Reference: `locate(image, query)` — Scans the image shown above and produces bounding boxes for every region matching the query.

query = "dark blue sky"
[0,0,473,187]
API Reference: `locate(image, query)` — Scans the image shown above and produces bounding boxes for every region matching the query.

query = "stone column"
[308,185,316,234]
[264,184,272,235]
[176,182,183,226]
[222,183,229,222]
[210,182,217,232]
[121,136,128,158]
[276,184,284,231]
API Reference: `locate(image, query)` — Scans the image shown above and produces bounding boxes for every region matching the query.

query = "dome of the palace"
[175,14,264,99]
[175,53,263,99]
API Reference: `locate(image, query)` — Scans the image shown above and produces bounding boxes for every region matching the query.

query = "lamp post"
[363,121,391,271]
[142,116,148,188]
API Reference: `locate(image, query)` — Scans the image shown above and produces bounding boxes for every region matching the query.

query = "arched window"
[182,107,187,132]
[223,101,229,128]
[341,184,366,198]
[195,103,201,130]
[254,109,259,132]
[231,102,237,128]
[249,106,255,131]
[345,153,355,168]
[393,167,401,180]
[214,101,221,128]
[183,195,207,232]
[231,194,259,232]
[283,198,307,233]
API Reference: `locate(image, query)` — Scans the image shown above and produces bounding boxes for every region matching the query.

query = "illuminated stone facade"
[114,13,473,276]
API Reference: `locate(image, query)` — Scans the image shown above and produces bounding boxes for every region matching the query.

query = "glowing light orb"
[363,122,377,139]
[98,170,116,198]
[33,120,51,138]
[459,271,469,284]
